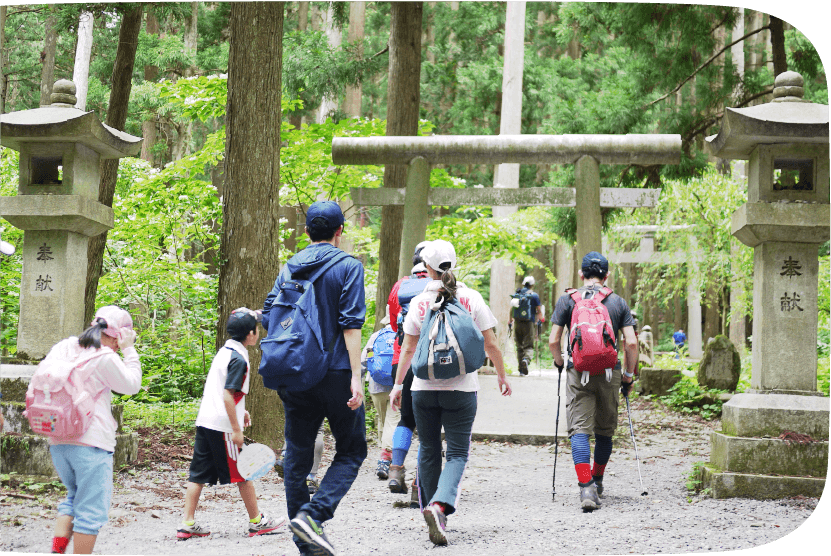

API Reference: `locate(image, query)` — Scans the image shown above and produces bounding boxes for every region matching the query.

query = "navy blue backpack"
[259,252,350,392]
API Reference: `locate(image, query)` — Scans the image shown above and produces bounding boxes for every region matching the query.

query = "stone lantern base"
[699,392,829,499]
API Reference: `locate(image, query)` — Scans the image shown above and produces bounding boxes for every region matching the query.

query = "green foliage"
[660,375,727,420]
[1,149,22,353]
[120,399,200,431]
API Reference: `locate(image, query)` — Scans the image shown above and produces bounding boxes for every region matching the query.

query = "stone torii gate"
[333,134,681,348]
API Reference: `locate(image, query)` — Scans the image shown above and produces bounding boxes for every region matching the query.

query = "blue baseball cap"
[306,201,344,230]
[582,251,609,275]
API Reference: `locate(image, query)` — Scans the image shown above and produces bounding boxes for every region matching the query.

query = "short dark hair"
[307,216,340,242]
[226,310,258,342]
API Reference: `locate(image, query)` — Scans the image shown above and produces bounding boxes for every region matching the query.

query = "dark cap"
[226,307,261,340]
[581,251,609,276]
[306,201,345,230]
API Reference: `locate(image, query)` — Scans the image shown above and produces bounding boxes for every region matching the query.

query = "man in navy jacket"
[264,201,366,556]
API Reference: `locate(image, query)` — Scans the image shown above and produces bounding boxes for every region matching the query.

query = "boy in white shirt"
[177,308,285,539]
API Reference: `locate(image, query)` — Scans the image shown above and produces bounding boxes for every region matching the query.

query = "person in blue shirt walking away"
[263,201,367,556]
[673,328,687,359]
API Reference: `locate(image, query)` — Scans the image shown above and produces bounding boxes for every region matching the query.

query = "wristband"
[623,370,634,378]
[391,383,404,393]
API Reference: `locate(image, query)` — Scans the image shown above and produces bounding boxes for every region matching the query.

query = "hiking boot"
[307,475,320,494]
[248,513,286,537]
[388,464,408,493]
[410,473,419,505]
[592,475,604,497]
[422,503,448,546]
[289,511,335,556]
[376,458,391,480]
[579,481,601,512]
[176,521,210,539]
[519,359,529,376]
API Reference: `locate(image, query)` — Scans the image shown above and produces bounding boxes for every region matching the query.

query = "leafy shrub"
[659,375,727,420]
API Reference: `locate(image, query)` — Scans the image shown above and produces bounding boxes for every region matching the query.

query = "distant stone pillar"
[398,157,430,278]
[575,155,602,258]
[728,237,747,352]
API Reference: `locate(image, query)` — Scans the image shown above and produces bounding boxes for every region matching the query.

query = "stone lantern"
[702,71,829,498]
[0,79,142,360]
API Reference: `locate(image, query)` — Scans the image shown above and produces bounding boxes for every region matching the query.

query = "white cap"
[411,262,427,275]
[380,304,391,325]
[0,239,14,256]
[414,240,430,255]
[420,240,456,273]
[523,276,535,286]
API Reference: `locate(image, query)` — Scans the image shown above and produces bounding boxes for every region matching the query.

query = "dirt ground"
[0,398,825,555]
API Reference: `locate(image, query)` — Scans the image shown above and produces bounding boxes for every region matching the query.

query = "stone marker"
[701,71,829,499]
[697,334,741,391]
[0,79,142,476]
[639,325,654,367]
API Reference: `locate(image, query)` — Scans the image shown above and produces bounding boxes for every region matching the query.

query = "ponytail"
[78,317,108,349]
[439,263,457,300]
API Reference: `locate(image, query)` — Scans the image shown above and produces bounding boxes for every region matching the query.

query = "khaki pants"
[565,367,622,438]
[370,391,399,451]
[514,319,536,365]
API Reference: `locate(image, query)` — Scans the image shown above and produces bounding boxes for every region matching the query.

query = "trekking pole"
[624,393,648,496]
[552,362,563,499]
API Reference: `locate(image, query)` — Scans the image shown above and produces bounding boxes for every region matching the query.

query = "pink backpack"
[24,339,108,440]
[567,286,619,379]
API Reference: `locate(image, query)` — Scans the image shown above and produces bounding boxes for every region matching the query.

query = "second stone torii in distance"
[332,134,681,278]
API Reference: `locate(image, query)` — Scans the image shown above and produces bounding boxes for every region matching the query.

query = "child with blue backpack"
[361,307,398,478]
[390,240,512,546]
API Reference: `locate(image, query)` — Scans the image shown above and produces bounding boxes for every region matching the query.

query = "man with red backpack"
[549,251,638,511]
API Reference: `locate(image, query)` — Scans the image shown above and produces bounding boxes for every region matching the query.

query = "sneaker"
[422,503,448,546]
[388,464,407,494]
[376,458,391,480]
[307,475,320,494]
[248,513,286,537]
[579,481,601,512]
[519,359,529,376]
[289,511,335,556]
[176,521,210,539]
[593,475,604,497]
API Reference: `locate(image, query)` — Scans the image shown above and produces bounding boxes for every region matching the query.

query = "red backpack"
[567,286,619,378]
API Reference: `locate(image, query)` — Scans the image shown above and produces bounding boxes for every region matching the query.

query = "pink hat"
[93,305,133,338]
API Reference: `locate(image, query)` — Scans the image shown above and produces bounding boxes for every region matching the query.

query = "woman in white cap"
[46,306,141,554]
[390,240,511,546]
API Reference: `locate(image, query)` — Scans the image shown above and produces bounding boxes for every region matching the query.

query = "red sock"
[592,463,606,478]
[52,537,70,554]
[575,463,592,484]
[381,449,392,461]
[432,502,448,513]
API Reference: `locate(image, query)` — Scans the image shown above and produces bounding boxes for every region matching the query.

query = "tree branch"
[642,25,771,110]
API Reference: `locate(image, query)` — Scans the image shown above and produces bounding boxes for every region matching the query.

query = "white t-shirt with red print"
[403,280,498,392]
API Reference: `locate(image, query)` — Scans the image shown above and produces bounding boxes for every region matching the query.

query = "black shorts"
[188,426,244,485]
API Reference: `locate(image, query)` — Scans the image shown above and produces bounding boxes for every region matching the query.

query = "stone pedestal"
[638,368,682,396]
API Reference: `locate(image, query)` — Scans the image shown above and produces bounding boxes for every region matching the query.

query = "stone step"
[699,464,826,500]
[710,431,828,477]
[2,401,125,435]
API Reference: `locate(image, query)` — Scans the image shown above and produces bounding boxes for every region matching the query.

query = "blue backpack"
[412,294,486,380]
[258,252,350,392]
[396,276,431,345]
[367,327,396,386]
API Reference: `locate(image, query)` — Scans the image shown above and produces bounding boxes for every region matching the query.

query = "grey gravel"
[0,399,824,555]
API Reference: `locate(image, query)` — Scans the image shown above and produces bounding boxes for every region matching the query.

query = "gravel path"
[0,398,823,555]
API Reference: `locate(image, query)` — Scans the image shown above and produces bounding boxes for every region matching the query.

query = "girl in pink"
[48,305,141,554]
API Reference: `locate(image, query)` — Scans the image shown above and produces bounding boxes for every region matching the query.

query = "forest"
[0,2,828,446]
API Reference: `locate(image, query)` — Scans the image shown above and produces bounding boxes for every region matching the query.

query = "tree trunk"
[1,5,7,113]
[317,3,342,123]
[184,2,199,77]
[343,1,366,117]
[298,1,309,31]
[39,7,57,106]
[375,1,423,331]
[72,11,94,110]
[769,15,787,77]
[220,1,285,450]
[141,8,160,164]
[83,5,144,325]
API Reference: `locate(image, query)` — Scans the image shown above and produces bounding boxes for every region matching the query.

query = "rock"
[697,335,741,391]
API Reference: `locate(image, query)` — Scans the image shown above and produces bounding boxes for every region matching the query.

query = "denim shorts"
[50,444,114,535]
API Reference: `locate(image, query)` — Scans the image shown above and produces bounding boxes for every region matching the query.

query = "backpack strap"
[306,250,351,284]
[566,288,581,303]
[592,286,613,303]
